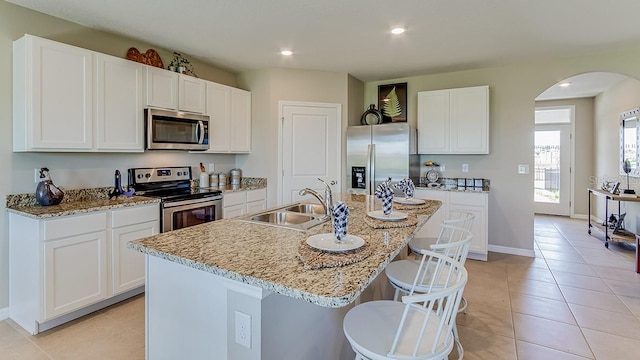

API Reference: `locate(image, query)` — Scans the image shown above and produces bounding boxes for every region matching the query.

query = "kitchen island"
[129,193,440,360]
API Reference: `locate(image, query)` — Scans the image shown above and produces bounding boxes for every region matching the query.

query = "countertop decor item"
[109,170,135,199]
[360,104,382,125]
[35,167,64,206]
[125,47,163,68]
[168,51,197,77]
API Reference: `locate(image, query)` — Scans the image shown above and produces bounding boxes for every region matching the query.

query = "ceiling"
[8,0,640,96]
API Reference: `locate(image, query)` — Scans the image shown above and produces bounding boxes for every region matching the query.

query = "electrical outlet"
[439,164,445,172]
[208,163,215,173]
[34,168,40,183]
[462,164,469,173]
[235,311,251,348]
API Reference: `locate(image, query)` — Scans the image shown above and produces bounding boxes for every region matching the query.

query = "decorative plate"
[367,210,408,221]
[306,233,365,252]
[393,197,426,205]
[426,169,440,183]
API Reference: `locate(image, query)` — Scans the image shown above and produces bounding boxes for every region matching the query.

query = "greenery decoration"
[383,87,402,118]
[168,52,197,77]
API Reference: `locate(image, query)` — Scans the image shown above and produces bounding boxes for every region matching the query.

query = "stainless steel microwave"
[145,108,209,150]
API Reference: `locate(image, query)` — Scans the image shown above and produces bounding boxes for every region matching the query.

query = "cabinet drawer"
[223,191,246,207]
[43,212,107,241]
[111,204,159,228]
[246,188,266,202]
[449,192,487,207]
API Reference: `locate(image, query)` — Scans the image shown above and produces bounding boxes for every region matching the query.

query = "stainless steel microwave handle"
[163,196,222,209]
[197,121,205,144]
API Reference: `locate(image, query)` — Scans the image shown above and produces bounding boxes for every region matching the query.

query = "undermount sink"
[238,203,329,231]
[283,203,325,215]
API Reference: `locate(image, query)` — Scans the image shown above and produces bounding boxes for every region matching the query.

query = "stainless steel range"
[128,166,222,232]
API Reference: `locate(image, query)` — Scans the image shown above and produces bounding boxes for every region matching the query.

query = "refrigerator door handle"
[368,144,375,195]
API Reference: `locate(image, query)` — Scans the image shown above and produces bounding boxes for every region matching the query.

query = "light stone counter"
[129,193,440,308]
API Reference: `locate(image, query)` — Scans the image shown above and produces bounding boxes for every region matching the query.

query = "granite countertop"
[6,186,160,219]
[129,194,441,308]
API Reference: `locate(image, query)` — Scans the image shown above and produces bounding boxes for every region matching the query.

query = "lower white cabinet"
[222,188,267,219]
[414,189,488,260]
[9,203,159,334]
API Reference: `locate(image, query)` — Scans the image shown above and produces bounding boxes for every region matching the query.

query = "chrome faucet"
[298,178,337,218]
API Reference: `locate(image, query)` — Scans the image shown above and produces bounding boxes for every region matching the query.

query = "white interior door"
[280,102,341,204]
[534,124,571,215]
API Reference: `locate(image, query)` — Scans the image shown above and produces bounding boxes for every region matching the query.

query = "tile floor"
[1,215,639,359]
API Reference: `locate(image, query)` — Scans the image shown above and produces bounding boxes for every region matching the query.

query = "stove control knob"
[145,173,151,178]
[177,171,182,176]
[137,174,144,179]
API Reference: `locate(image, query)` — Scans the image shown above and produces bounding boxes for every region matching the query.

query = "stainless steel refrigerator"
[346,123,420,195]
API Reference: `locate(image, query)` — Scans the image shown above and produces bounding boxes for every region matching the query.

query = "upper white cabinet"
[205,82,252,153]
[13,35,94,151]
[13,34,144,152]
[144,67,206,113]
[95,54,144,151]
[418,85,489,154]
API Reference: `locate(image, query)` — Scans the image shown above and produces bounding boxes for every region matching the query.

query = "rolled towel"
[332,201,349,240]
[395,178,415,198]
[375,181,394,215]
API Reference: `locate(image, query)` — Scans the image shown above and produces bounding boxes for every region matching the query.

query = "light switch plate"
[518,164,530,174]
[439,164,445,172]
[462,164,469,173]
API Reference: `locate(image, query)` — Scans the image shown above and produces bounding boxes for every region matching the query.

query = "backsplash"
[418,177,490,191]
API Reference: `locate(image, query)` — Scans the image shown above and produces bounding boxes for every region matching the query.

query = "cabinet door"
[17,35,94,151]
[43,231,108,319]
[449,192,488,259]
[417,90,449,154]
[450,86,489,154]
[246,200,266,215]
[145,67,179,110]
[414,190,449,238]
[206,82,231,152]
[230,88,252,152]
[111,221,158,295]
[179,75,206,113]
[223,204,246,219]
[95,54,144,151]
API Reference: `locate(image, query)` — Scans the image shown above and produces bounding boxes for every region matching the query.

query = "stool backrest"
[389,251,468,358]
[435,211,475,245]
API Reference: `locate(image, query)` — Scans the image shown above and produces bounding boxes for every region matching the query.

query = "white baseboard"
[488,244,536,258]
[572,214,589,220]
[0,307,8,321]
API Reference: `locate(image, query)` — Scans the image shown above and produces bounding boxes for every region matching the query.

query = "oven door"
[161,196,222,232]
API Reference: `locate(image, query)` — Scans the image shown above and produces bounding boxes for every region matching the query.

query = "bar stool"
[343,250,468,360]
[408,210,474,256]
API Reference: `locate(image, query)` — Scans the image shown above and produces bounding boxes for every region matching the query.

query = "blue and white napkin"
[395,178,415,199]
[332,201,349,241]
[375,179,394,215]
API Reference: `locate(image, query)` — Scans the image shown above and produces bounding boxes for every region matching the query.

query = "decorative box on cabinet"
[417,85,489,154]
[9,203,159,334]
[414,189,488,260]
[222,188,267,219]
[13,34,145,152]
[204,82,252,153]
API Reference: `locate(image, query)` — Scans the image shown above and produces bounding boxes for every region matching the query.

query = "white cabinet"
[223,188,267,219]
[414,189,488,260]
[418,85,489,154]
[110,205,159,295]
[205,82,252,153]
[13,35,145,152]
[95,54,144,151]
[144,67,206,113]
[9,203,159,334]
[13,34,94,151]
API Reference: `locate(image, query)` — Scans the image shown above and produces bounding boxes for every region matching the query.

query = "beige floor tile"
[619,295,640,319]
[534,230,564,238]
[569,303,640,340]
[552,270,612,293]
[591,265,640,283]
[452,326,517,360]
[546,259,597,276]
[463,282,511,310]
[580,255,635,270]
[464,259,508,278]
[512,313,593,358]
[510,293,576,325]
[603,278,640,298]
[508,278,565,301]
[567,239,606,250]
[456,301,514,338]
[507,265,556,283]
[536,242,578,254]
[540,250,586,263]
[516,340,592,360]
[534,235,567,244]
[559,285,631,314]
[582,328,640,360]
[467,269,509,289]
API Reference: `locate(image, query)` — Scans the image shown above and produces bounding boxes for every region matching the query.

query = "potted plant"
[168,51,197,77]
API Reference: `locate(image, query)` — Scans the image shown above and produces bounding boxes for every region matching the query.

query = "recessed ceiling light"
[559,82,571,87]
[281,50,293,56]
[391,27,406,35]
